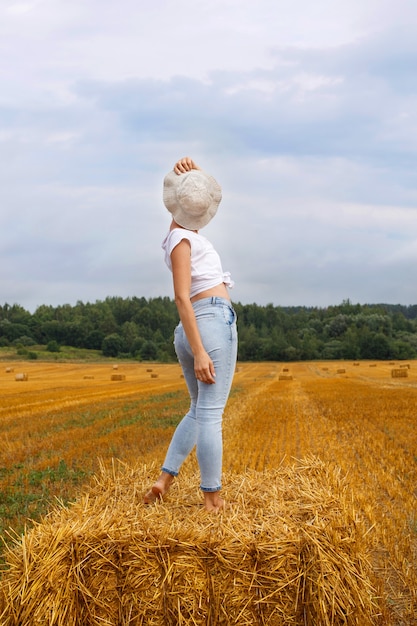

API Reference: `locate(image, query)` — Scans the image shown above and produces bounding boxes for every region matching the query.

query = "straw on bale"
[111,374,126,381]
[0,457,378,626]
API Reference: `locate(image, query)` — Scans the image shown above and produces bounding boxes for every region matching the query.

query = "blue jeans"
[161,297,238,492]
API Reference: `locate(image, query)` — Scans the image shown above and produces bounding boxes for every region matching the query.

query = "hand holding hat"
[173,157,201,175]
[163,157,222,231]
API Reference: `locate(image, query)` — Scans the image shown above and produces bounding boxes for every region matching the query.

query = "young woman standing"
[144,156,237,512]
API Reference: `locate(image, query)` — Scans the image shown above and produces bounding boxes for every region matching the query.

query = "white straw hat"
[163,169,222,230]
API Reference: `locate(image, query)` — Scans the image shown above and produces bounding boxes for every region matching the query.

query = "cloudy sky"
[1,0,416,312]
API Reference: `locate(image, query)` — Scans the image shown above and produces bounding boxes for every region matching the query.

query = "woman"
[144,156,238,512]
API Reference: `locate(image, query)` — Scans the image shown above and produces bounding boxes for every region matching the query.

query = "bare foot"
[143,472,174,504]
[203,493,225,513]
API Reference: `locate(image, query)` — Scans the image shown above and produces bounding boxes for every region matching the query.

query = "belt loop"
[211,296,216,304]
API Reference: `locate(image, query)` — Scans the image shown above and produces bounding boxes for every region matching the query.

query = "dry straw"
[0,458,378,625]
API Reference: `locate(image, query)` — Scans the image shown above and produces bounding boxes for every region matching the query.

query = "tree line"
[1,298,416,362]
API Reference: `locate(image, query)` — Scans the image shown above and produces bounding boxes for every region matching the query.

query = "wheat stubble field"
[0,360,416,624]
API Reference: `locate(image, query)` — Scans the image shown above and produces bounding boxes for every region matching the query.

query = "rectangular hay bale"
[391,369,408,378]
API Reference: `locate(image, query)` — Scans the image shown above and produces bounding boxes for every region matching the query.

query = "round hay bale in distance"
[14,372,28,381]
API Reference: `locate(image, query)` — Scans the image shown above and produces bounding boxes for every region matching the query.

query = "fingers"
[194,352,216,384]
[173,157,200,175]
[197,374,216,385]
[195,366,216,385]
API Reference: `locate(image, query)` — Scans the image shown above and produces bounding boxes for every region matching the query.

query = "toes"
[143,489,157,504]
[151,485,163,499]
[143,476,174,505]
[143,484,164,505]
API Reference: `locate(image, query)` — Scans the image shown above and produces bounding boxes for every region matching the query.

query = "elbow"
[174,293,191,310]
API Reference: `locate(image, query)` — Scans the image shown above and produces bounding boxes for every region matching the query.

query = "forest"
[1,298,416,362]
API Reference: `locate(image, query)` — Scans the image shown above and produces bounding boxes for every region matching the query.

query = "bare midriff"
[190,282,231,303]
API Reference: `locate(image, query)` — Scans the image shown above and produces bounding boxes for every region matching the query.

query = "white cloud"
[0,0,416,310]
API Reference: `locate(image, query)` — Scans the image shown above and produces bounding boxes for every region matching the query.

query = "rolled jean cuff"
[200,485,221,493]
[161,467,178,477]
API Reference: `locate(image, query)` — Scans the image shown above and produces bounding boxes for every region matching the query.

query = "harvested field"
[1,360,416,624]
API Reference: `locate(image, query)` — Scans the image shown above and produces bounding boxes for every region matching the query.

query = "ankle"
[156,472,174,491]
[203,492,224,512]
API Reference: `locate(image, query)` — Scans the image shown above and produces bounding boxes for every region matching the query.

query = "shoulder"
[163,228,195,255]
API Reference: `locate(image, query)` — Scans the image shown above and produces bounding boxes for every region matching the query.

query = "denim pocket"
[195,309,216,322]
[222,305,236,325]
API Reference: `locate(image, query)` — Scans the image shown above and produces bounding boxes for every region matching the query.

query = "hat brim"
[163,170,222,230]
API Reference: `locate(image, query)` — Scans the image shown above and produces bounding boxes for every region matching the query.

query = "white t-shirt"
[162,228,234,298]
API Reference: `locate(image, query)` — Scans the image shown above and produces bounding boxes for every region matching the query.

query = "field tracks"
[0,359,416,623]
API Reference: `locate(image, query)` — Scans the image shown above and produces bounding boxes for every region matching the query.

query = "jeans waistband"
[192,296,232,310]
